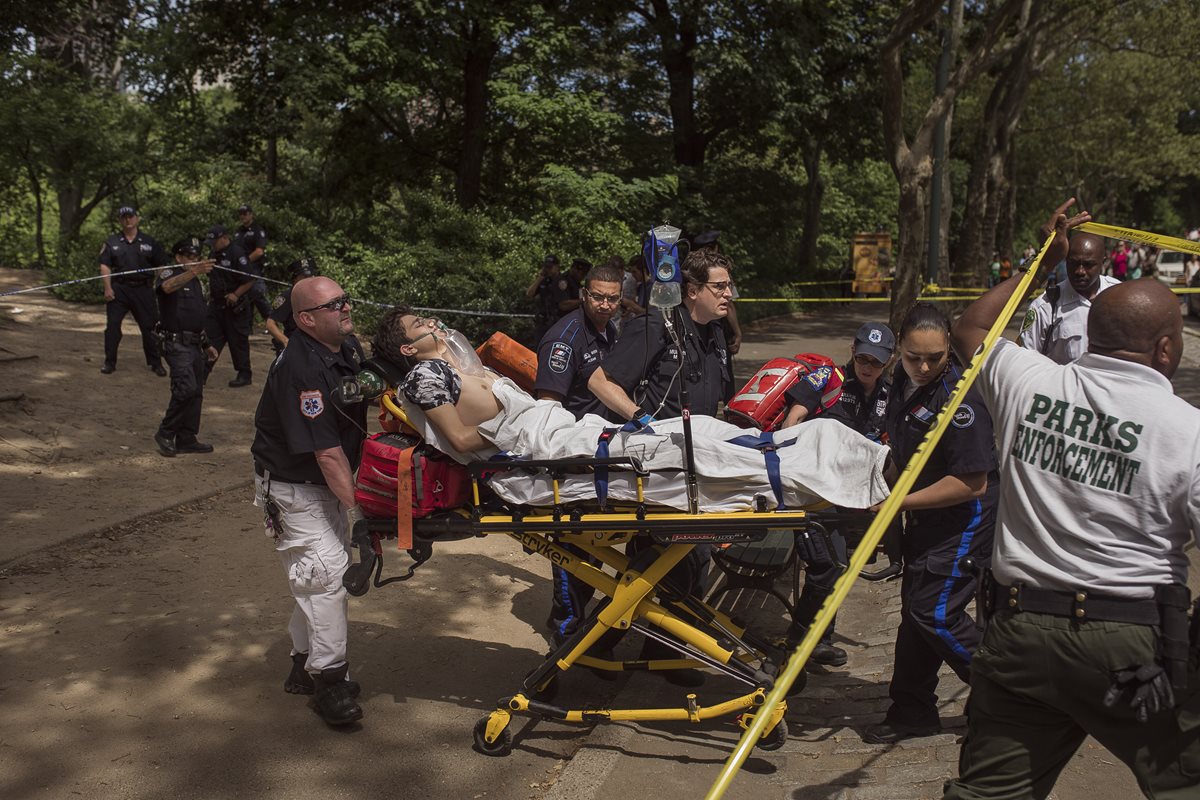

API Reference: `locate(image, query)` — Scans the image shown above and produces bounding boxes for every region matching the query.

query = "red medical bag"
[725,353,842,431]
[354,432,471,520]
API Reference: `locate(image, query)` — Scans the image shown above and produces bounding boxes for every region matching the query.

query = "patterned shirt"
[401,359,462,410]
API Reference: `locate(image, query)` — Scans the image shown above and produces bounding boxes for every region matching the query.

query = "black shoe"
[860,562,903,582]
[284,654,362,698]
[228,374,252,388]
[175,440,214,454]
[862,720,940,744]
[810,641,848,667]
[100,362,115,374]
[313,665,363,726]
[149,364,167,377]
[153,431,176,458]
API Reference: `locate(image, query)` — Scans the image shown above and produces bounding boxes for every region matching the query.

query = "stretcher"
[343,393,843,757]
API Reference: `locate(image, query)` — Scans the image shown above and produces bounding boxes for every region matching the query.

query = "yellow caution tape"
[1078,222,1200,257]
[705,228,1060,799]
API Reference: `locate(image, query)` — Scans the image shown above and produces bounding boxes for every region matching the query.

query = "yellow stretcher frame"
[359,400,837,757]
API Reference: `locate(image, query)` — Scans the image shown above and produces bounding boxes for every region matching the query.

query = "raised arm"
[951,198,1091,365]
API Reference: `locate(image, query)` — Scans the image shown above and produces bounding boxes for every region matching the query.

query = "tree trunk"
[649,0,706,169]
[891,160,932,331]
[21,147,47,267]
[266,134,278,187]
[455,21,496,210]
[56,184,86,252]
[798,138,825,274]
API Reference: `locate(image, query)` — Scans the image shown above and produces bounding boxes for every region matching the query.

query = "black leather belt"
[163,330,204,345]
[114,276,151,286]
[254,462,315,485]
[990,581,1160,625]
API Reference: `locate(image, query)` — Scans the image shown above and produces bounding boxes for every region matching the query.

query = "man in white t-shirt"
[1018,231,1119,364]
[942,199,1200,800]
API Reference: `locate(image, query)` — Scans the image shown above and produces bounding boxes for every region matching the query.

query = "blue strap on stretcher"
[593,419,655,507]
[727,432,794,509]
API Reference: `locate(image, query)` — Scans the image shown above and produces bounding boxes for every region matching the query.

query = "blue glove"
[620,413,656,433]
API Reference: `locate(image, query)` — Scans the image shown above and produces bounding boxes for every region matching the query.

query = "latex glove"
[344,504,366,535]
[1103,663,1175,723]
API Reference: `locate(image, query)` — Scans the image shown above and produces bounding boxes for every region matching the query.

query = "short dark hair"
[681,249,734,285]
[583,264,624,289]
[372,305,415,363]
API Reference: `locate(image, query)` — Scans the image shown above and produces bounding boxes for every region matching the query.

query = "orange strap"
[396,445,416,550]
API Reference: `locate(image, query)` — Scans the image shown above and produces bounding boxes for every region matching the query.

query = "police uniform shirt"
[979,338,1200,599]
[155,265,208,333]
[99,232,168,285]
[209,242,253,300]
[269,287,297,338]
[1017,275,1119,364]
[534,308,618,420]
[235,224,266,261]
[788,361,890,441]
[602,309,729,418]
[251,330,368,484]
[886,359,999,551]
[534,274,569,321]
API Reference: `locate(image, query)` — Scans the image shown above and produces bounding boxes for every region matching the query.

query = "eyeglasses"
[703,280,732,295]
[853,353,886,368]
[584,288,621,306]
[300,293,351,313]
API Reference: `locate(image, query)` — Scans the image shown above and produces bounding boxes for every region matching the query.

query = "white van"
[1155,250,1188,286]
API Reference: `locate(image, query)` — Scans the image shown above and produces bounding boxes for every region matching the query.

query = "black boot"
[312,664,363,726]
[284,652,315,695]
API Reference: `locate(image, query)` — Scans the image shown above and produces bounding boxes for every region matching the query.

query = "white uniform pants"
[254,474,351,673]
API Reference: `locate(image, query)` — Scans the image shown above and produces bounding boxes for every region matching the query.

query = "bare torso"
[453,367,502,426]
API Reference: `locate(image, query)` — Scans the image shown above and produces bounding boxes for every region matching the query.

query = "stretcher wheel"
[473,716,514,757]
[756,719,788,752]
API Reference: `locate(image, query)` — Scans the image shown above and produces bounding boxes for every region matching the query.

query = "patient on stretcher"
[372,308,891,513]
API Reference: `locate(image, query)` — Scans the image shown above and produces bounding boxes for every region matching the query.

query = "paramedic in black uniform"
[153,237,217,457]
[863,302,999,745]
[234,204,273,321]
[97,206,168,375]
[587,248,733,686]
[535,262,623,649]
[203,224,256,387]
[266,257,318,354]
[780,322,896,667]
[251,275,367,727]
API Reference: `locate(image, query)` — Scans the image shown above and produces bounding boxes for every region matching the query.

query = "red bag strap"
[396,445,417,550]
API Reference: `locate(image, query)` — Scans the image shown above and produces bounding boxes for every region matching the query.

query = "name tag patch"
[300,389,324,418]
[548,341,572,374]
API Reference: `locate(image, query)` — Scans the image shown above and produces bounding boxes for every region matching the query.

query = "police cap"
[117,206,138,218]
[173,236,202,256]
[692,230,721,248]
[204,224,228,243]
[237,204,253,214]
[287,256,318,279]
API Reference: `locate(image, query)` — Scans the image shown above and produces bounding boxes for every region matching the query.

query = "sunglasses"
[584,288,621,305]
[300,293,351,313]
[853,353,886,368]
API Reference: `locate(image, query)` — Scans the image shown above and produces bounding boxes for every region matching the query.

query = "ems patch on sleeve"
[159,268,174,281]
[805,366,831,389]
[272,295,286,309]
[548,341,573,374]
[1020,308,1036,333]
[952,404,976,429]
[299,389,324,419]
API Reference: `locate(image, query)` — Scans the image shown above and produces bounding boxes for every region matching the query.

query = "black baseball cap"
[173,236,202,256]
[571,258,592,271]
[853,322,896,363]
[543,254,560,266]
[117,206,138,218]
[693,230,721,248]
[237,204,253,214]
[204,224,228,242]
[287,256,318,279]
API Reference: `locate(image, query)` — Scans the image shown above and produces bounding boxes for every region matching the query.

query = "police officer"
[535,262,623,649]
[265,257,318,354]
[587,248,734,687]
[98,206,168,376]
[943,201,1200,799]
[153,237,217,457]
[863,302,999,745]
[251,276,367,727]
[556,258,593,316]
[203,224,256,387]
[525,254,568,346]
[779,322,896,668]
[1018,231,1119,363]
[234,204,273,322]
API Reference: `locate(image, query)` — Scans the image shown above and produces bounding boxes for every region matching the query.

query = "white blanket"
[402,378,890,512]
